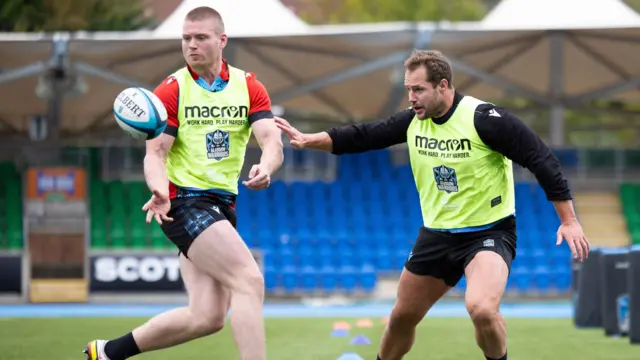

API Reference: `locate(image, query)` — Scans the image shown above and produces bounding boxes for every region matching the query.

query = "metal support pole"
[549,33,565,147]
[48,33,70,143]
[377,26,433,117]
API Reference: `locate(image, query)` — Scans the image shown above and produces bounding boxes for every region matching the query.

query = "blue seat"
[552,266,571,291]
[376,247,392,271]
[550,248,570,267]
[359,265,377,292]
[456,275,466,290]
[339,266,358,293]
[262,252,278,269]
[514,250,532,268]
[337,248,355,267]
[320,266,337,293]
[356,247,375,267]
[534,266,551,292]
[264,266,279,292]
[280,248,296,267]
[394,250,408,270]
[300,266,318,292]
[281,266,298,293]
[298,246,316,267]
[512,267,532,291]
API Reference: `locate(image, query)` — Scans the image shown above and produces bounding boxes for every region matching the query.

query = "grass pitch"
[0,317,636,359]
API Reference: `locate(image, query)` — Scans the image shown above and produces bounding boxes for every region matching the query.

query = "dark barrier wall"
[0,254,22,294]
[629,245,640,344]
[574,248,602,328]
[599,248,629,337]
[571,257,582,326]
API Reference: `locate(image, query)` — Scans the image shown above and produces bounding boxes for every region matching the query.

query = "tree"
[0,0,155,32]
[624,0,640,13]
[296,0,488,24]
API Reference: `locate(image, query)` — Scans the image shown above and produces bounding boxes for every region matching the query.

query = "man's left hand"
[556,219,590,262]
[242,164,271,190]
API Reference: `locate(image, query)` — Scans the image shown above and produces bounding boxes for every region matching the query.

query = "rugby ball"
[113,87,168,140]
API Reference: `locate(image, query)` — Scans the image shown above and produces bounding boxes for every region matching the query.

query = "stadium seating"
[0,148,582,295]
[77,150,573,295]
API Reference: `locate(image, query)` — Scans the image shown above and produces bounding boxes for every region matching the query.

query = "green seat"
[107,181,127,208]
[4,176,22,249]
[127,182,149,215]
[126,182,150,248]
[109,211,127,248]
[90,180,108,248]
[620,183,640,245]
[623,149,640,170]
[130,224,147,248]
[5,217,22,249]
[91,221,107,248]
[150,222,168,248]
[106,181,129,248]
[585,149,616,170]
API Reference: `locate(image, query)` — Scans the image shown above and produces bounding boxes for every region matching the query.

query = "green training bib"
[406,96,515,230]
[166,65,251,195]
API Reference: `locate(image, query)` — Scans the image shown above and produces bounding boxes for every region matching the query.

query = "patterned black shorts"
[161,196,237,256]
[404,216,517,287]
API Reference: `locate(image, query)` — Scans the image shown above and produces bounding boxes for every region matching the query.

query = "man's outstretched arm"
[276,108,415,154]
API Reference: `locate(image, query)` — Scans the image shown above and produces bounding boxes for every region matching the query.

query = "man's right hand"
[142,190,174,225]
[274,117,307,149]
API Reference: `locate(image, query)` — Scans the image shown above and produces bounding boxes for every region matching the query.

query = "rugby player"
[83,6,283,360]
[275,50,589,360]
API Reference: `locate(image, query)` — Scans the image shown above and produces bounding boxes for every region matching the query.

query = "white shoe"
[83,340,111,360]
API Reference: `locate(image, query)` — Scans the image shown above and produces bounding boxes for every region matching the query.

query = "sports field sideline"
[0,301,637,360]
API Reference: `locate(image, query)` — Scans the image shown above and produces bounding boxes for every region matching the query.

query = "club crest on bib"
[206,129,230,160]
[433,165,459,193]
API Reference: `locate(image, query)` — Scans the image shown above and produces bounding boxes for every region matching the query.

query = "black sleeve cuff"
[163,125,178,137]
[546,192,573,201]
[326,128,342,154]
[249,110,274,124]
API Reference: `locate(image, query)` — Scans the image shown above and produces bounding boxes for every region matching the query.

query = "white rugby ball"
[113,87,168,140]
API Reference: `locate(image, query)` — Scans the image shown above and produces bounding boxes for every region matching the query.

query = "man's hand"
[556,218,590,262]
[242,164,271,190]
[142,190,174,225]
[274,117,308,149]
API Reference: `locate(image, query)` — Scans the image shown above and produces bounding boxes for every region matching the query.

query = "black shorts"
[161,196,237,256]
[404,216,517,287]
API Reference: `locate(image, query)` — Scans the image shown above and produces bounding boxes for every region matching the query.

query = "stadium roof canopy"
[0,0,639,146]
[429,0,640,145]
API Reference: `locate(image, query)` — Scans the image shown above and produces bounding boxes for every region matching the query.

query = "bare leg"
[465,251,509,359]
[132,253,231,351]
[378,269,450,360]
[186,220,266,360]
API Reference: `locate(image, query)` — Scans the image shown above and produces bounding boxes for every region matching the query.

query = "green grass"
[0,317,637,359]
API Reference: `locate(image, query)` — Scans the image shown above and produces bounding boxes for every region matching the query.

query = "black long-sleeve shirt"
[326,92,572,201]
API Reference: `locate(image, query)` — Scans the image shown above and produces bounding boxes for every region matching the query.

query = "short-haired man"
[83,7,282,360]
[275,50,589,360]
